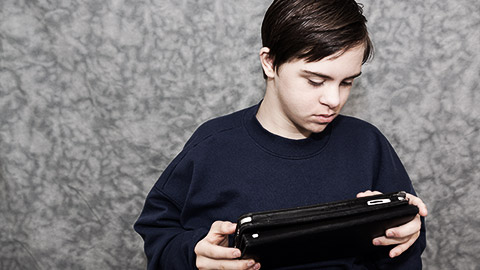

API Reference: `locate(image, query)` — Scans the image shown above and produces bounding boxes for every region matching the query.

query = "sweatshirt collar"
[243,103,333,159]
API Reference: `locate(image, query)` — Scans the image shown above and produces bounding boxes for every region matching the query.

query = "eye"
[308,79,325,87]
[340,81,353,87]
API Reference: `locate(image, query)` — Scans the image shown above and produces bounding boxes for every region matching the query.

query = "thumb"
[206,221,236,245]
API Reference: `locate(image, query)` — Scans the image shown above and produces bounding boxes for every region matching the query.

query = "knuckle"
[412,231,420,240]
[212,220,232,234]
[203,245,215,258]
[242,261,254,269]
[212,220,223,229]
[220,222,230,232]
[237,261,247,269]
[415,221,421,231]
[195,258,206,269]
[195,241,214,257]
[194,241,204,254]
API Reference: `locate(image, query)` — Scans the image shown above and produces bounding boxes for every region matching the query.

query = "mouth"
[313,113,337,124]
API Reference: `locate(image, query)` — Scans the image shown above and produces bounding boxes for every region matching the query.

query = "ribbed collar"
[243,103,333,159]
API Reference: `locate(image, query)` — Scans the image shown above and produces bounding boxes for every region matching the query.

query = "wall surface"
[1,0,479,269]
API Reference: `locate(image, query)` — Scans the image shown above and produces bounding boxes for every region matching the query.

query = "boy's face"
[261,45,364,139]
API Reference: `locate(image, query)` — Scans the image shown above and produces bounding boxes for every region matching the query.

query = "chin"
[306,124,328,134]
[304,125,327,133]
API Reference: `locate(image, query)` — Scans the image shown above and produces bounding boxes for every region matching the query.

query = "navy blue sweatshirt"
[134,104,426,269]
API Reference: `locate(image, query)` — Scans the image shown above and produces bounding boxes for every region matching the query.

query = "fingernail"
[387,230,395,237]
[247,260,255,267]
[373,239,380,246]
[233,250,241,257]
[390,251,397,258]
[254,263,261,270]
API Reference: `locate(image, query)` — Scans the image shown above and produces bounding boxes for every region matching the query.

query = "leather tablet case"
[233,191,419,267]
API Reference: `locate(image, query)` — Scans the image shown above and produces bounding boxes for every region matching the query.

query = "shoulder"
[154,105,255,196]
[183,105,254,149]
[331,115,392,149]
[333,115,383,136]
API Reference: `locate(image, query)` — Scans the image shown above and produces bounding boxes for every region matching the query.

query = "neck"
[256,83,311,140]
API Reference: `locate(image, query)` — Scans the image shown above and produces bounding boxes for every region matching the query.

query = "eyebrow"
[301,70,362,81]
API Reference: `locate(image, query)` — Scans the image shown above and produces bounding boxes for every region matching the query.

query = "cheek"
[339,89,351,106]
[281,88,316,113]
[275,77,319,115]
[277,80,306,103]
[283,81,317,103]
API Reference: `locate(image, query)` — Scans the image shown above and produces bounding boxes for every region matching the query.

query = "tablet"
[234,191,418,267]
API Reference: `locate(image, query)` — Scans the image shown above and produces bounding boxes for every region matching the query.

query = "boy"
[134,0,427,269]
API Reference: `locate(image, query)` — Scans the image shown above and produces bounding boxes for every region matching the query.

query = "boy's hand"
[194,221,261,270]
[357,190,428,258]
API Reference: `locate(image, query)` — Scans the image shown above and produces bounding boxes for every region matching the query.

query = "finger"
[209,221,237,236]
[372,214,421,246]
[387,232,419,258]
[356,190,382,198]
[195,240,242,259]
[386,214,422,238]
[249,263,261,270]
[405,193,428,217]
[372,234,414,246]
[206,221,237,245]
[196,256,259,270]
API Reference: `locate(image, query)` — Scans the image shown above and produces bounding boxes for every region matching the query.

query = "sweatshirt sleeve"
[133,138,210,270]
[370,131,427,269]
[134,185,208,270]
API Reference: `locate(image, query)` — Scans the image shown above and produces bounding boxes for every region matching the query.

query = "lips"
[313,113,336,124]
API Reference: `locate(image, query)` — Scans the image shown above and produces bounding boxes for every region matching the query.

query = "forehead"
[280,45,365,78]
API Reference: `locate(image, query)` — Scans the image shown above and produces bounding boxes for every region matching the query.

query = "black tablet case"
[234,191,419,267]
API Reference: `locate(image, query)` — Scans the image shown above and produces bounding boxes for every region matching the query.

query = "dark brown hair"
[261,0,373,77]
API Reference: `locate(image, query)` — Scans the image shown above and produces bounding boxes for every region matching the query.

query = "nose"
[319,83,340,109]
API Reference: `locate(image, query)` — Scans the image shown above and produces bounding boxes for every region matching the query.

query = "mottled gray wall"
[0,0,478,269]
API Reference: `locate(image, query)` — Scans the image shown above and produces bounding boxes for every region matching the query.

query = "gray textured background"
[1,0,479,269]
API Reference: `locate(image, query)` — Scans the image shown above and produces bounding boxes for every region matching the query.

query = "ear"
[259,47,275,79]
